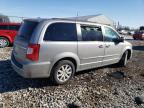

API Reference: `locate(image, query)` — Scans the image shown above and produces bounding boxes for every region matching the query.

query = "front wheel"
[50,60,75,85]
[118,51,128,67]
[0,37,9,48]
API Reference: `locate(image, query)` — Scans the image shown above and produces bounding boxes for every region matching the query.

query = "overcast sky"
[0,0,144,28]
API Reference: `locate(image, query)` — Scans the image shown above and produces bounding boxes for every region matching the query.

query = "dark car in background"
[0,22,21,47]
[133,31,144,40]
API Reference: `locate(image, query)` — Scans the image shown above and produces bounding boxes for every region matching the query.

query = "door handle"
[98,45,103,48]
[106,45,110,48]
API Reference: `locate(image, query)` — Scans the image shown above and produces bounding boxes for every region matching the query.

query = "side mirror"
[120,37,125,42]
[113,37,124,43]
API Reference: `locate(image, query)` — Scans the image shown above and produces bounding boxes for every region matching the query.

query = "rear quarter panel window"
[44,23,77,41]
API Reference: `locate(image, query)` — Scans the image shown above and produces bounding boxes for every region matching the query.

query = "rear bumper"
[11,54,51,78]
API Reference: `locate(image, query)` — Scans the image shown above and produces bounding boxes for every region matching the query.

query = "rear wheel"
[0,37,9,48]
[118,51,128,67]
[51,60,75,85]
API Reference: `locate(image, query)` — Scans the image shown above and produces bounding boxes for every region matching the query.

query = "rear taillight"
[26,44,40,61]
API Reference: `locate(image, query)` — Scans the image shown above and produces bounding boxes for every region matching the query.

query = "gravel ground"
[0,39,144,108]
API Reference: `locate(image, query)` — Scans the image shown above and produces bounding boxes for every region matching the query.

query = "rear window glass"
[0,25,8,30]
[18,21,38,41]
[9,25,20,31]
[135,31,144,34]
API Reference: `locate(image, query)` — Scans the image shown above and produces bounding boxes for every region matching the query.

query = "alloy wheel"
[56,64,72,83]
[0,38,8,47]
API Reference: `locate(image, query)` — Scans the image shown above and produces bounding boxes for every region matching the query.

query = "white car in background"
[119,30,128,35]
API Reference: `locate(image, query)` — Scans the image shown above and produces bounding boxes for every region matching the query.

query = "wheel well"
[127,49,131,60]
[0,36,11,44]
[53,57,77,70]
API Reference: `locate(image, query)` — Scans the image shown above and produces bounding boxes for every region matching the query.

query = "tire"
[133,37,136,40]
[50,60,75,85]
[0,37,9,48]
[118,51,128,67]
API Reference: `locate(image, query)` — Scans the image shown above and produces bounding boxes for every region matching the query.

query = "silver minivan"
[11,18,132,84]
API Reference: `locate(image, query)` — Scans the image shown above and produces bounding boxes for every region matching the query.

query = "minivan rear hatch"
[18,20,39,42]
[13,20,39,63]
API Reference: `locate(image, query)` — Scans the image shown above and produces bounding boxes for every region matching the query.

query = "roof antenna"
[75,11,79,22]
[77,12,79,17]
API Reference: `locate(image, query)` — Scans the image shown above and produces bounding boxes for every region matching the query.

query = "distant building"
[0,14,10,22]
[68,14,115,27]
[0,14,24,23]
